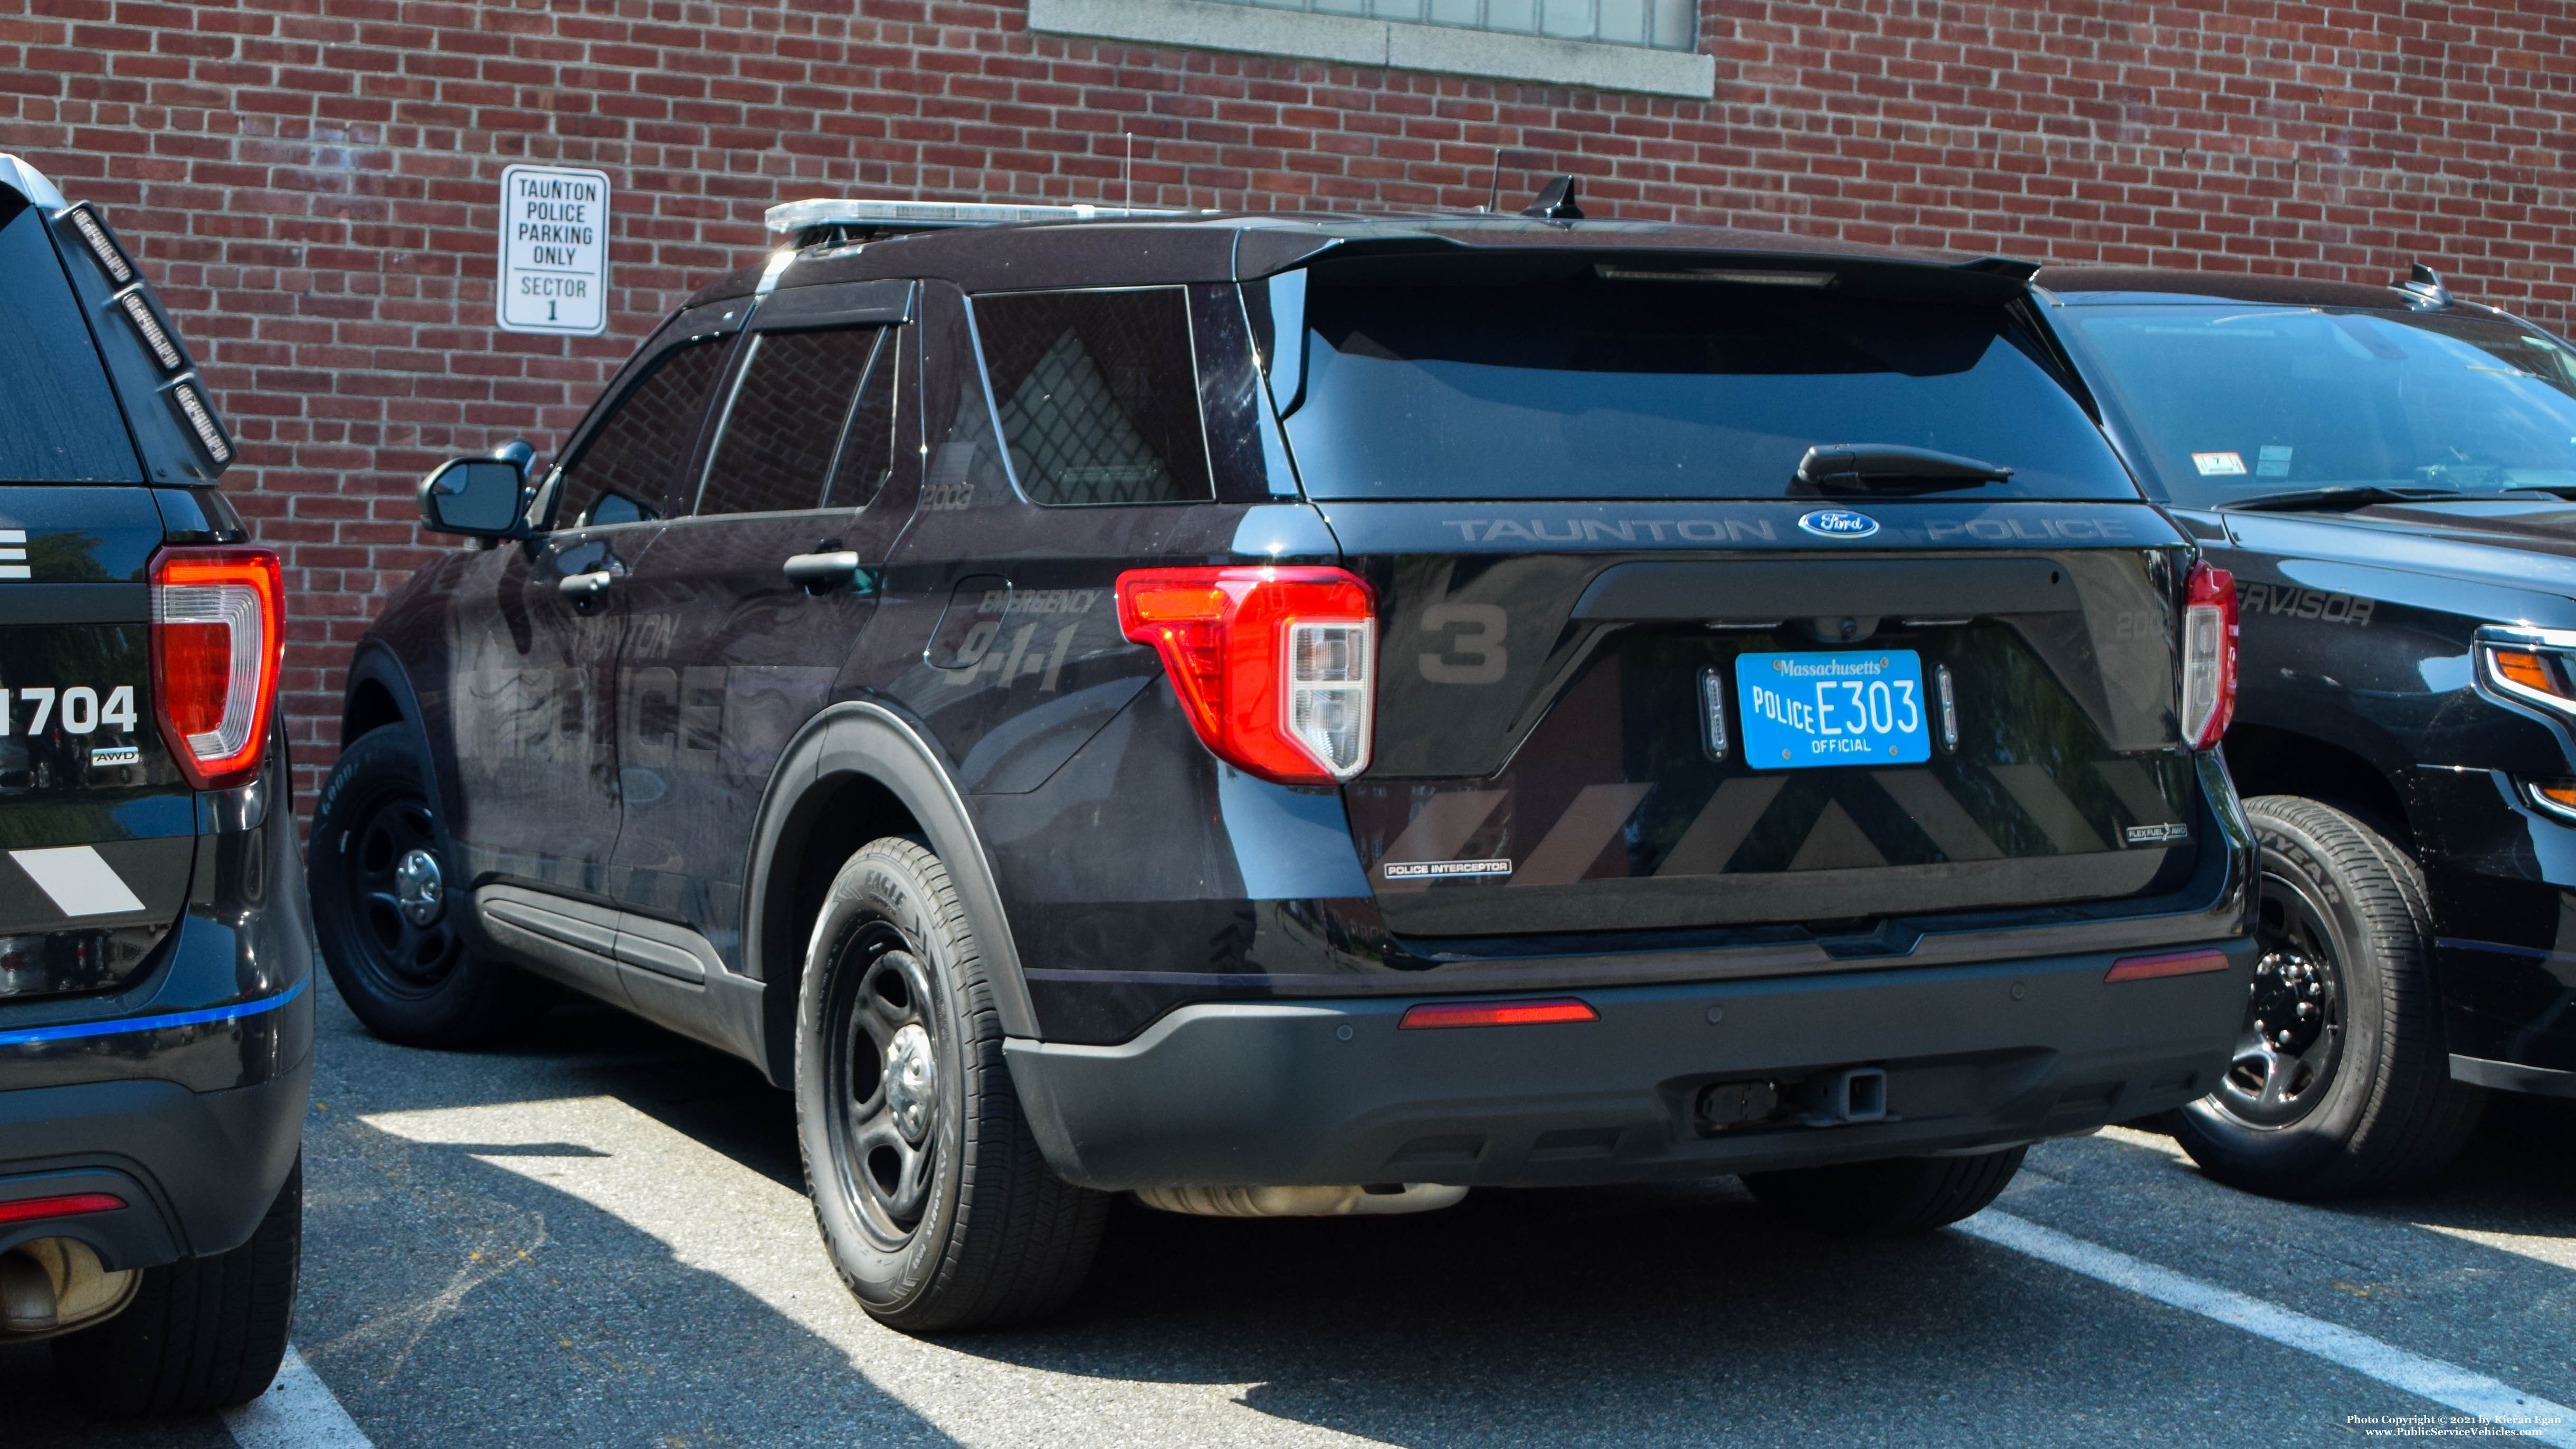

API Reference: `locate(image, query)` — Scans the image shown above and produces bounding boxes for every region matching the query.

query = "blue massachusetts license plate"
[1735,650,1932,769]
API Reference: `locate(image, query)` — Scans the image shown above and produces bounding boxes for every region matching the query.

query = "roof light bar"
[61,203,135,284]
[764,197,1187,246]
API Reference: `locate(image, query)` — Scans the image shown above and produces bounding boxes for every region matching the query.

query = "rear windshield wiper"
[2219,485,2457,513]
[1793,444,2014,497]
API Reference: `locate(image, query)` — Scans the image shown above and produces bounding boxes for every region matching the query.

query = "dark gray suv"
[316,185,2256,1331]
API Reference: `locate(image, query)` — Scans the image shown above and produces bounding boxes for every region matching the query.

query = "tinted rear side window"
[825,329,899,509]
[972,287,1213,506]
[554,337,731,527]
[699,326,883,516]
[0,198,140,483]
[1284,271,2133,502]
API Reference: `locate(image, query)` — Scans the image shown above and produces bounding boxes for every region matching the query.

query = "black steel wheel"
[338,783,466,997]
[794,837,1108,1332]
[2213,862,2347,1126]
[2171,796,2484,1198]
[825,926,947,1250]
[310,727,544,1047]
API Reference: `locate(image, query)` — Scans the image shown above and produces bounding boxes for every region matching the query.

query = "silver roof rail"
[764,197,1187,246]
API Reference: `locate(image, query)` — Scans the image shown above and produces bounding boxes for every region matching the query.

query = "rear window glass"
[554,336,732,528]
[699,326,885,516]
[972,288,1213,506]
[1282,271,2134,502]
[2058,304,2576,508]
[0,198,140,484]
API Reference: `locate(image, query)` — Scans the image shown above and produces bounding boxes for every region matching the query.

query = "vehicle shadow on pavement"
[959,1183,2251,1447]
[0,1342,239,1449]
[292,983,2576,1448]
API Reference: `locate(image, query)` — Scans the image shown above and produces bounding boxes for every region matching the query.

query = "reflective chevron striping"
[1655,776,1785,876]
[1373,789,1507,891]
[9,845,146,916]
[1990,762,2108,853]
[1510,782,1652,885]
[1871,769,2004,861]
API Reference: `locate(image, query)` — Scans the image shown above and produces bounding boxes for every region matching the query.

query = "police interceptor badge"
[1798,509,1880,539]
[1382,859,1514,880]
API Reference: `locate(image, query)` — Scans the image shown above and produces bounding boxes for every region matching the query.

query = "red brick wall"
[5,0,2572,811]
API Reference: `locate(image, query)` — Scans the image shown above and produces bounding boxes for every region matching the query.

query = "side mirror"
[420,443,534,538]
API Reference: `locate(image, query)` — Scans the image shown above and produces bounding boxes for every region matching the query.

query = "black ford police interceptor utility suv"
[2041,263,2576,1197]
[316,186,2256,1330]
[0,155,307,1409]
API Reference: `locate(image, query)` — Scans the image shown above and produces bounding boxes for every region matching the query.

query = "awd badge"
[1798,509,1880,539]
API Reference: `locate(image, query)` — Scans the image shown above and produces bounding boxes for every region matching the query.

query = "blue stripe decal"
[0,976,307,1048]
[2434,937,2576,965]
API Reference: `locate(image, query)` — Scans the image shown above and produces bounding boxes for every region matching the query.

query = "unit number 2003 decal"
[0,686,139,735]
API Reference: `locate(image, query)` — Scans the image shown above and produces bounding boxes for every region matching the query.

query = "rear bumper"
[0,758,313,1270]
[0,1052,310,1270]
[1005,938,2254,1191]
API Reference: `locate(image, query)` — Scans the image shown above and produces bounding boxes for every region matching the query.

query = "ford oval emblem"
[1798,509,1880,539]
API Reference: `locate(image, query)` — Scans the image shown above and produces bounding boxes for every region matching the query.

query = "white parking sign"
[497,165,610,335]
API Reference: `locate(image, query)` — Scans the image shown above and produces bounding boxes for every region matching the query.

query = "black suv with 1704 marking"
[0,155,306,1410]
[319,185,2256,1330]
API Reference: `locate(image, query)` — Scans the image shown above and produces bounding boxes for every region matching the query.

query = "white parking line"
[220,1343,373,1449]
[1961,1211,2576,1447]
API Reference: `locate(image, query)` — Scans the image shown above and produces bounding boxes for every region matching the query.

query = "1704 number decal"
[1,685,138,736]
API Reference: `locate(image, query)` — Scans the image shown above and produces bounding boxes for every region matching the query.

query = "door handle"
[783,550,862,595]
[558,569,617,602]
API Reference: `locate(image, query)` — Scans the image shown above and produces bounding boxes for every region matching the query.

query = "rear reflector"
[0,1191,126,1226]
[1399,998,1598,1030]
[2105,949,2231,983]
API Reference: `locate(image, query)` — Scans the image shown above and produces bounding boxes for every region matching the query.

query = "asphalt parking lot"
[10,973,2573,1449]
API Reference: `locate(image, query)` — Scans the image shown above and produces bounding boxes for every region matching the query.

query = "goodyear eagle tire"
[2170,796,2484,1199]
[794,837,1109,1332]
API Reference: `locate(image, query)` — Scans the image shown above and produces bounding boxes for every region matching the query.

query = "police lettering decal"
[2236,581,2374,626]
[1797,509,1880,539]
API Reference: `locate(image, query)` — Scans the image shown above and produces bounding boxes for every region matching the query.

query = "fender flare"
[331,642,503,960]
[340,641,448,811]
[742,700,1041,1079]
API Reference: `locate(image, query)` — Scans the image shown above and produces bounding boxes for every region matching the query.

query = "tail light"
[1116,566,1375,784]
[2180,561,2237,750]
[150,547,284,790]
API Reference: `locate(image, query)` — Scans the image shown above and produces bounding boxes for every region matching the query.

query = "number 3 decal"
[1419,604,1508,684]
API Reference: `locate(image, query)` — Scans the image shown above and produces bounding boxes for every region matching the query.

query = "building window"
[1213,0,1691,53]
[1026,0,1716,99]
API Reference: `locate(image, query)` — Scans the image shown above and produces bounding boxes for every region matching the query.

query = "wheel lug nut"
[2253,1018,2267,1034]
[2297,1002,2315,1018]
